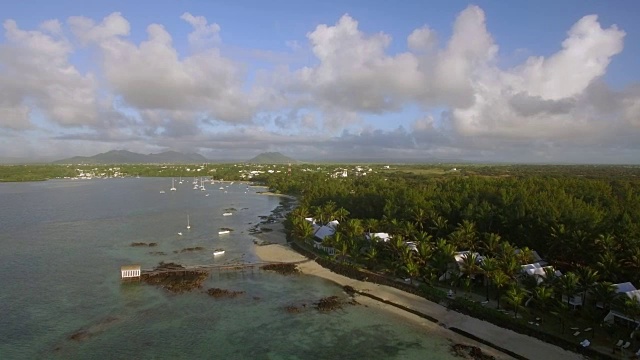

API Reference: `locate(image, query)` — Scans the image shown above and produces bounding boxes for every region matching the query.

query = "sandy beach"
[253,224,584,360]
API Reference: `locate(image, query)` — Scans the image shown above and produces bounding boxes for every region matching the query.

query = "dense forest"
[264,169,640,273]
[261,165,640,354]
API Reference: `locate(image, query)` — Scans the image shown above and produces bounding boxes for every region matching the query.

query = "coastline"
[252,223,583,360]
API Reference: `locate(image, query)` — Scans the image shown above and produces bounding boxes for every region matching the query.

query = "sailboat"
[200,177,206,191]
[170,178,177,191]
[179,176,183,184]
[186,215,191,230]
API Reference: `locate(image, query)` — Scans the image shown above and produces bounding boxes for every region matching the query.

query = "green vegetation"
[260,164,640,357]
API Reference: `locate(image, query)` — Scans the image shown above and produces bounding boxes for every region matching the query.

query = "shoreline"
[252,224,583,360]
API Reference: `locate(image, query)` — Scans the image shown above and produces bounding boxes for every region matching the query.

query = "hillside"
[53,150,209,164]
[246,152,297,164]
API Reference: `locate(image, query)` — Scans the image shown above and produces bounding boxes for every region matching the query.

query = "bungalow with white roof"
[365,232,391,242]
[311,220,340,255]
[603,282,640,327]
[521,263,562,284]
[439,251,484,281]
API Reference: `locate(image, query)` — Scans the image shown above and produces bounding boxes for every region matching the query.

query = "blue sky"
[1,1,639,163]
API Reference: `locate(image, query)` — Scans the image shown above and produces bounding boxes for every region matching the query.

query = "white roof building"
[365,232,391,242]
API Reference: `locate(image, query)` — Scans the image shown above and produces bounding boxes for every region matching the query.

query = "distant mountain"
[53,150,209,164]
[246,152,297,164]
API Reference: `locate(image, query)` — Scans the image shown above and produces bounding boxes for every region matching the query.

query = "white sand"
[253,241,584,360]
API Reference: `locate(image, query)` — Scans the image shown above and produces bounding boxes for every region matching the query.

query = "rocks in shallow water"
[450,344,495,360]
[343,285,356,296]
[206,288,245,298]
[173,246,205,254]
[131,242,157,247]
[142,263,208,293]
[315,296,342,312]
[260,263,299,275]
[285,305,301,313]
[68,330,91,341]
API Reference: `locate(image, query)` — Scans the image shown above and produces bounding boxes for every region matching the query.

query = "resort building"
[603,282,640,327]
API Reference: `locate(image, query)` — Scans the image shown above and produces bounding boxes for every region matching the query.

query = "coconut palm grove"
[261,164,640,358]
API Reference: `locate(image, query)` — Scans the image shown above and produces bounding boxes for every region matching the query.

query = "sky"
[1,0,639,163]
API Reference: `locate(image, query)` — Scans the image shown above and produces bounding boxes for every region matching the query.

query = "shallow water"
[0,178,457,359]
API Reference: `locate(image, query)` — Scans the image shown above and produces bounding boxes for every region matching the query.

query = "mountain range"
[53,150,209,164]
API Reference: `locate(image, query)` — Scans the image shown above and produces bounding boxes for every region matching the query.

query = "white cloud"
[0,19,98,130]
[1,6,639,163]
[180,12,221,49]
[408,26,436,52]
[72,12,256,126]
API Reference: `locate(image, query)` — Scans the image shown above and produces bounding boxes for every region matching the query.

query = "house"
[521,263,562,284]
[365,232,391,242]
[603,282,640,327]
[439,251,484,281]
[311,220,339,256]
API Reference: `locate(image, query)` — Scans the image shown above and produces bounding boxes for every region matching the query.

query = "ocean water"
[0,178,458,359]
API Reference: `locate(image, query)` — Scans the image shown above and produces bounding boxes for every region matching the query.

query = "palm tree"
[320,201,338,224]
[532,286,555,323]
[411,208,428,231]
[576,266,599,308]
[363,218,380,233]
[623,247,640,284]
[340,219,363,240]
[415,242,432,268]
[432,239,455,280]
[481,257,499,301]
[449,220,477,249]
[491,270,510,309]
[503,285,526,318]
[595,233,617,253]
[540,267,560,289]
[558,272,580,308]
[591,281,618,312]
[430,215,449,238]
[412,231,432,245]
[515,247,534,265]
[336,241,350,263]
[623,296,640,329]
[596,252,621,283]
[402,258,420,285]
[481,233,502,257]
[459,252,482,296]
[334,207,350,222]
[363,246,379,270]
[500,256,521,283]
[292,218,315,241]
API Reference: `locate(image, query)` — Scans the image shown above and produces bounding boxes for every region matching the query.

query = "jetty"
[137,260,310,277]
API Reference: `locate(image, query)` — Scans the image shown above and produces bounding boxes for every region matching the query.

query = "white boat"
[170,178,176,191]
[223,212,232,216]
[219,186,224,190]
[213,249,225,256]
[159,190,166,194]
[179,176,183,184]
[205,193,210,197]
[218,230,230,235]
[178,232,183,236]
[200,177,206,191]
[187,215,191,230]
